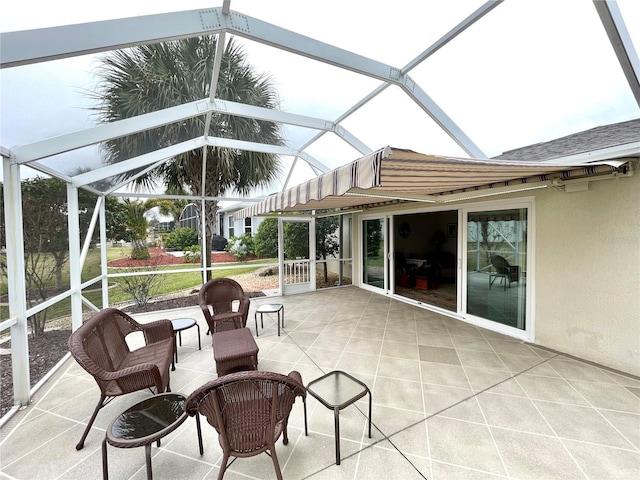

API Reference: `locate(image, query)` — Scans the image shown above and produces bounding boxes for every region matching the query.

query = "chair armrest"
[102,363,165,392]
[142,319,175,344]
[287,370,307,398]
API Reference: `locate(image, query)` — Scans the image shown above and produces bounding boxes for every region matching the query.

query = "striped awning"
[237,146,631,217]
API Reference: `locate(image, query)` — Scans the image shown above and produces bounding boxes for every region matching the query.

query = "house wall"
[351,172,639,375]
[534,173,640,375]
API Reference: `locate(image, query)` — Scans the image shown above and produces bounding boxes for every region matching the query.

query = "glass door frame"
[460,198,535,342]
[359,214,391,295]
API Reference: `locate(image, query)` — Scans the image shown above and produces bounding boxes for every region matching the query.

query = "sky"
[1,0,639,193]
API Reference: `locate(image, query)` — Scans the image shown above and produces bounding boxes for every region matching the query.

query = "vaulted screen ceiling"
[1,0,639,203]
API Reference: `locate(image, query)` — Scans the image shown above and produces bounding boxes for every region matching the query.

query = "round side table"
[171,318,201,370]
[102,393,202,480]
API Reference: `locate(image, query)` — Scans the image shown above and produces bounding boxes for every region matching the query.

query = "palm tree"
[123,199,150,260]
[91,36,283,279]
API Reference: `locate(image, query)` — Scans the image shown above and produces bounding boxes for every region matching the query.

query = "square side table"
[306,370,372,465]
[254,303,284,336]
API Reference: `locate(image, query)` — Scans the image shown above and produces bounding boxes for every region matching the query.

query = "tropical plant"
[227,234,255,261]
[91,36,283,281]
[123,199,150,260]
[183,245,201,263]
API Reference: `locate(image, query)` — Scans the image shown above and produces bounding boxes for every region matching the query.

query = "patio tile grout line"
[323,353,566,480]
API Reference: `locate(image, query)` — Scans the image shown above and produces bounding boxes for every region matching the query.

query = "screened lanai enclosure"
[1,0,639,423]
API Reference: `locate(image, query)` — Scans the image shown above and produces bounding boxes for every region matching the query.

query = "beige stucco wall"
[351,173,639,375]
[534,173,640,375]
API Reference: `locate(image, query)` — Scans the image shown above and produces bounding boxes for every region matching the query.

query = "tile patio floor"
[1,287,639,479]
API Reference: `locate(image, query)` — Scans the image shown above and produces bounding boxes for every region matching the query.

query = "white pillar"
[67,184,83,330]
[2,157,30,406]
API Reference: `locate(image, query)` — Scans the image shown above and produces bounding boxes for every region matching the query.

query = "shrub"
[114,266,165,307]
[183,245,201,263]
[254,217,278,258]
[166,227,198,250]
[227,234,255,261]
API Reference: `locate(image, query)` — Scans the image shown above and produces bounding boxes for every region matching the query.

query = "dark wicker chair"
[489,255,520,289]
[199,278,250,335]
[68,307,175,450]
[185,370,308,480]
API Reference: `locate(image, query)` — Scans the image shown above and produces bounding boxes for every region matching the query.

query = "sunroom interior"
[1,2,640,475]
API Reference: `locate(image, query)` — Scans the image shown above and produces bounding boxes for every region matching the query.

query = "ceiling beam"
[0,8,227,68]
[72,136,328,187]
[593,0,640,107]
[10,98,363,165]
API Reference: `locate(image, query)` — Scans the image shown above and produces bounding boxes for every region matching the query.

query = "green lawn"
[0,247,276,322]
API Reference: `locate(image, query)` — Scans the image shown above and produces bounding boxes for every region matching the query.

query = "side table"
[254,303,284,336]
[102,393,203,480]
[171,318,201,370]
[306,370,372,465]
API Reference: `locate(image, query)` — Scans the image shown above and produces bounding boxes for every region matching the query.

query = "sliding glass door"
[464,208,528,331]
[362,217,387,291]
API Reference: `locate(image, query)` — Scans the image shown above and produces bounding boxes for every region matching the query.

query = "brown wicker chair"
[489,255,520,289]
[68,307,175,450]
[185,370,308,480]
[199,278,250,335]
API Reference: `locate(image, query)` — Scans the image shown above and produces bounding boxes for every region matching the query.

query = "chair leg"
[269,446,284,480]
[76,394,106,450]
[302,396,308,436]
[217,452,230,480]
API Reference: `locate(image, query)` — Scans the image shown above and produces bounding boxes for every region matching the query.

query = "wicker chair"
[185,370,308,480]
[489,255,520,289]
[68,307,175,450]
[199,278,250,335]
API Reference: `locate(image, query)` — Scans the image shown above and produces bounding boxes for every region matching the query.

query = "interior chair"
[199,278,250,335]
[489,255,520,289]
[68,307,175,450]
[184,370,308,480]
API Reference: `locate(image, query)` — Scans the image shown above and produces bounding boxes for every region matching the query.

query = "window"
[244,217,252,235]
[228,215,235,238]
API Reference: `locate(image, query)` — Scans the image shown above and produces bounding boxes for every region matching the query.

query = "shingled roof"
[493,118,640,162]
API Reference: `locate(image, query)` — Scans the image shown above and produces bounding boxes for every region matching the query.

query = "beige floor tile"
[427,416,506,475]
[516,375,590,405]
[534,400,636,448]
[477,393,554,435]
[423,383,475,415]
[568,380,640,413]
[374,377,425,413]
[381,341,419,360]
[490,428,586,479]
[421,361,472,389]
[597,409,640,449]
[377,356,421,382]
[355,441,430,479]
[418,345,461,365]
[431,461,509,479]
[562,439,640,480]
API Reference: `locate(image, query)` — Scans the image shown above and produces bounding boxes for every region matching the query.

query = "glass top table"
[254,303,284,336]
[170,318,201,370]
[306,371,372,465]
[102,393,202,480]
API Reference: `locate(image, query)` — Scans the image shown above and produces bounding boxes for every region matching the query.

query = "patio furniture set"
[68,278,372,479]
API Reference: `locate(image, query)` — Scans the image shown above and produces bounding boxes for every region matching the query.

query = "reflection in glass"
[363,219,384,289]
[466,209,527,329]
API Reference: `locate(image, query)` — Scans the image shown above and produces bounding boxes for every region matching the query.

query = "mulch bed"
[0,329,71,418]
[108,248,246,267]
